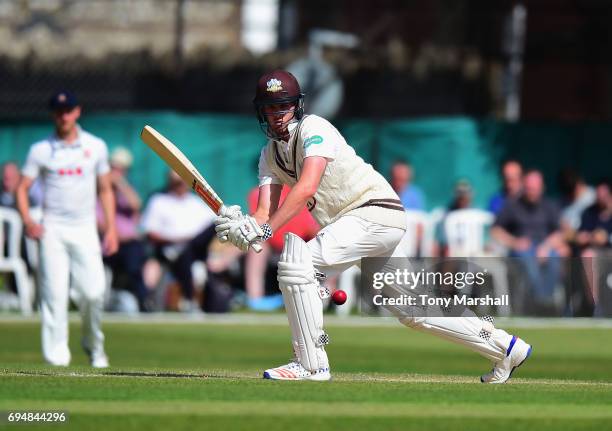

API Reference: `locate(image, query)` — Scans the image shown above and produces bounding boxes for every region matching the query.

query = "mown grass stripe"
[1,400,611,419]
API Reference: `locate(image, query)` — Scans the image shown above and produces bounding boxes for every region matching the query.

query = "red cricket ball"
[332,289,347,305]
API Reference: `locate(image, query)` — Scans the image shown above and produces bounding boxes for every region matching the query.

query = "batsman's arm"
[252,183,282,225]
[264,156,327,232]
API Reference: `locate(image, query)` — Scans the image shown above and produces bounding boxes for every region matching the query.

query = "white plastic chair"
[444,209,510,316]
[444,209,495,257]
[0,207,33,314]
[427,207,446,257]
[396,210,441,257]
[24,206,42,271]
[398,210,427,257]
[397,210,423,258]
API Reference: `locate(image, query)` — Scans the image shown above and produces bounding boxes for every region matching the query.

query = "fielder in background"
[215,70,532,383]
[16,90,118,368]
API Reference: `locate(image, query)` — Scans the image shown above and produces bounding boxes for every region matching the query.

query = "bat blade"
[140,125,262,253]
[140,125,223,214]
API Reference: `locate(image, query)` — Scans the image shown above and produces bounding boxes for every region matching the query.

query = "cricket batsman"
[215,70,532,383]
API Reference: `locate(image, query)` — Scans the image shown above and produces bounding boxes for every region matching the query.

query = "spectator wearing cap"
[434,179,474,257]
[96,147,149,311]
[448,179,473,212]
[16,90,118,367]
[492,170,569,310]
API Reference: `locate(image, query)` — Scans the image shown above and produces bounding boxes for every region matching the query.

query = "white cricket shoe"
[46,359,70,367]
[263,361,331,381]
[481,336,532,384]
[90,352,110,369]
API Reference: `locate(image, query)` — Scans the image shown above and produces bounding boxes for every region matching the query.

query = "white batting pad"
[277,233,329,372]
[399,316,513,362]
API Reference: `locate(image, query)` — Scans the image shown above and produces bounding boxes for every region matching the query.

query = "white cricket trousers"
[39,221,106,365]
[305,215,513,363]
[307,215,405,276]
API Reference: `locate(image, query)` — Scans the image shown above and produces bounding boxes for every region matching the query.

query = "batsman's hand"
[214,205,243,242]
[228,215,264,252]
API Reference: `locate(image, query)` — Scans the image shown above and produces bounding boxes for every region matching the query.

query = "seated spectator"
[141,170,217,312]
[245,185,319,311]
[557,168,595,240]
[392,160,426,210]
[491,170,569,310]
[1,162,21,297]
[576,178,612,315]
[1,161,43,210]
[434,179,474,257]
[488,159,523,215]
[1,162,42,297]
[390,160,409,195]
[391,160,427,255]
[1,162,20,208]
[448,179,473,212]
[96,147,149,311]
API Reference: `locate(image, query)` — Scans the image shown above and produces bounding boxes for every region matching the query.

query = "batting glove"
[228,215,264,252]
[214,205,243,242]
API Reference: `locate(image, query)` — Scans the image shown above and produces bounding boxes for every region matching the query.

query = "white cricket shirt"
[141,192,215,242]
[22,126,110,225]
[258,115,406,230]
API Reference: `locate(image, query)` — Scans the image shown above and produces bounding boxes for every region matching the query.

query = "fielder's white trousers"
[307,215,405,276]
[39,221,106,365]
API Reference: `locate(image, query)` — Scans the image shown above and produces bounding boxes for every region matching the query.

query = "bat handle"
[250,242,263,253]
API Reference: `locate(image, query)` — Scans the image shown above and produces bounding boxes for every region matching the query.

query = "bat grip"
[250,242,263,253]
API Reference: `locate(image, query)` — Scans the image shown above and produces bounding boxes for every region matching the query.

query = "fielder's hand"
[228,215,264,252]
[214,205,243,242]
[103,227,119,256]
[24,220,44,239]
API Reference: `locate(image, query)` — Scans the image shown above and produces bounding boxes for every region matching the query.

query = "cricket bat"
[140,125,261,252]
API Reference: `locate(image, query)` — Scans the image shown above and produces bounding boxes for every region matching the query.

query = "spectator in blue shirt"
[488,160,523,215]
[390,160,426,210]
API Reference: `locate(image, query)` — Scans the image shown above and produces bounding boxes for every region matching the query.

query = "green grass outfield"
[1,315,611,431]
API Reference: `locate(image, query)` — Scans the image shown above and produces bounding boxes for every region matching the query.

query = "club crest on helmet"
[266,79,283,93]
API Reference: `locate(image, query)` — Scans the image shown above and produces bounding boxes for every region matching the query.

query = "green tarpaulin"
[1,113,609,210]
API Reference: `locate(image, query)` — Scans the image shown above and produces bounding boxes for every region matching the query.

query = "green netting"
[1,113,610,210]
[376,117,499,209]
[0,112,266,209]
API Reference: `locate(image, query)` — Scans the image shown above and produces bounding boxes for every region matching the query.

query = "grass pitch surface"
[0,316,611,430]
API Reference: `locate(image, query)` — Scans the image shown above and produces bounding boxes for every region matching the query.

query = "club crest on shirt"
[304,135,323,149]
[266,78,283,93]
